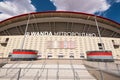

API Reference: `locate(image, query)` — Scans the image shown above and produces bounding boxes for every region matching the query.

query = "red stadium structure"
[86,51,114,61]
[11,49,38,61]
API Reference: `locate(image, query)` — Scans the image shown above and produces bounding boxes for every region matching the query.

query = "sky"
[0,0,120,23]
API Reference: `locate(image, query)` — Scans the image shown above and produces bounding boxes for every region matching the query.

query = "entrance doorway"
[69,55,74,59]
[58,55,64,59]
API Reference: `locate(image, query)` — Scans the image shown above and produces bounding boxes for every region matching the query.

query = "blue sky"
[102,1,120,23]
[0,0,120,23]
[31,0,56,12]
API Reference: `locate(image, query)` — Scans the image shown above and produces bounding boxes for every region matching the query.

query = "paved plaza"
[0,60,96,80]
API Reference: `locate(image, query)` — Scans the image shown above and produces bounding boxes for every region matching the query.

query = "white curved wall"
[0,35,120,59]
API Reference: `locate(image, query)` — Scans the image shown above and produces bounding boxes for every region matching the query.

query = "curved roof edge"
[0,11,120,26]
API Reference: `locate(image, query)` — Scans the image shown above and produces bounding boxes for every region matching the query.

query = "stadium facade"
[0,11,120,60]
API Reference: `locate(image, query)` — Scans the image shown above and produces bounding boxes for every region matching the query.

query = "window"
[0,38,9,47]
[80,53,84,58]
[5,38,9,42]
[0,43,7,47]
[98,43,104,50]
[112,40,119,49]
[98,43,102,46]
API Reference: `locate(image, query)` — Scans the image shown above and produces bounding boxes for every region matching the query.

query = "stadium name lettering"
[25,32,96,37]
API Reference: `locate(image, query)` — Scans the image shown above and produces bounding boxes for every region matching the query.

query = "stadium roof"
[0,11,120,38]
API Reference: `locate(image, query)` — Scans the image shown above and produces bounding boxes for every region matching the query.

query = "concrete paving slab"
[0,60,97,80]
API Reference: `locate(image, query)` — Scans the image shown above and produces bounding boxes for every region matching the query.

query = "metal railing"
[0,67,109,80]
[0,58,9,67]
[83,60,120,76]
[0,59,120,80]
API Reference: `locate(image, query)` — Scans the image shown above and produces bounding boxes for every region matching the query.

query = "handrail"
[36,60,46,80]
[20,62,33,77]
[0,67,120,79]
[84,60,120,76]
[56,60,59,80]
[10,69,20,80]
[6,62,20,76]
[75,72,80,80]
[70,60,76,80]
[0,59,120,80]
[33,70,39,80]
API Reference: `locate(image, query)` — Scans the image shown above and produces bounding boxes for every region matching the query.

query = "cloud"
[50,0,110,14]
[116,0,120,2]
[0,13,12,20]
[0,0,36,21]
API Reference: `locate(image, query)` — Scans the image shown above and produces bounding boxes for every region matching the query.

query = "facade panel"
[0,35,120,59]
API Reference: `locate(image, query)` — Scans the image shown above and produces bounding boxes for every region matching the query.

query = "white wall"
[0,35,120,59]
